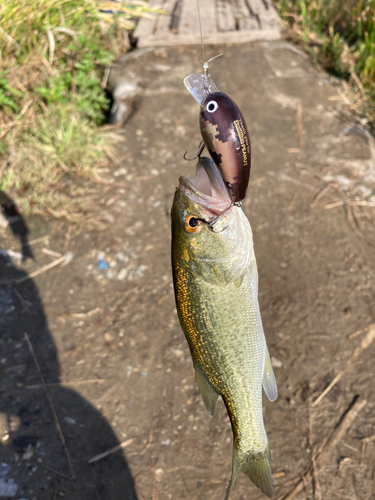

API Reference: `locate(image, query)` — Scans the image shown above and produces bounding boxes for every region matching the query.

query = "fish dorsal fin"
[262,349,278,402]
[194,362,219,416]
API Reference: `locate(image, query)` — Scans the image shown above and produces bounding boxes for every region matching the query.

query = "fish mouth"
[179,157,231,216]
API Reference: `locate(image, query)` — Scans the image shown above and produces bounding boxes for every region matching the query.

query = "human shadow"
[0,194,138,500]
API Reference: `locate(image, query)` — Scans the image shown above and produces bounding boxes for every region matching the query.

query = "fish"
[171,156,277,499]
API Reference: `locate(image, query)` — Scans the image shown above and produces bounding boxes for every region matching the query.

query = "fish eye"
[206,100,218,113]
[185,215,202,234]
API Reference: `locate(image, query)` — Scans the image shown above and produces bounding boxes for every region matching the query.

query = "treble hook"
[200,201,241,233]
[183,140,205,161]
[207,201,241,229]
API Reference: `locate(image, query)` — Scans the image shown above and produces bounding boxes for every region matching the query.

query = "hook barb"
[183,141,205,161]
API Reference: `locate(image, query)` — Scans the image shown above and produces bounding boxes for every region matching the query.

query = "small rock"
[0,213,9,228]
[154,468,164,482]
[0,464,11,480]
[4,305,15,315]
[0,249,22,264]
[161,438,171,446]
[172,348,184,357]
[2,433,10,444]
[117,268,128,281]
[114,167,128,177]
[22,444,34,460]
[271,356,283,368]
[64,251,73,264]
[153,63,171,72]
[63,417,76,425]
[113,81,138,101]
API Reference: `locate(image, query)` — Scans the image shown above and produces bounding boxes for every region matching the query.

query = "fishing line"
[196,0,206,65]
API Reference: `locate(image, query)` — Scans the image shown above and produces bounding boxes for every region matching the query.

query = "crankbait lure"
[184,58,251,203]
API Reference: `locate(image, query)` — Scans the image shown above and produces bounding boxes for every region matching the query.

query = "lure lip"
[183,73,219,105]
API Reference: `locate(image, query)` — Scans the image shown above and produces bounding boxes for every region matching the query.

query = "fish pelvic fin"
[262,348,278,402]
[224,445,273,500]
[233,273,244,288]
[193,361,219,416]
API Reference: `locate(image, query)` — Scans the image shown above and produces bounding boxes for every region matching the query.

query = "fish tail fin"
[224,445,273,500]
[244,445,273,498]
[223,470,239,500]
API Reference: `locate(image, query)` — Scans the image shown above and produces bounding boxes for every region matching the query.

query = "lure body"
[184,73,251,203]
[200,92,251,202]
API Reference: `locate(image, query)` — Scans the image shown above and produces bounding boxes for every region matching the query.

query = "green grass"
[274,0,375,125]
[0,0,159,220]
[1,104,122,221]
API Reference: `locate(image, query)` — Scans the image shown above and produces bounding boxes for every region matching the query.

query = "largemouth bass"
[171,157,277,499]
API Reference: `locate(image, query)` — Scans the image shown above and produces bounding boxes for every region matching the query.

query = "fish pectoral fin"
[262,349,278,402]
[233,274,244,288]
[193,362,219,416]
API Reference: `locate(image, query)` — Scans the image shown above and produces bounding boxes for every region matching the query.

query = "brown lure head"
[199,92,251,202]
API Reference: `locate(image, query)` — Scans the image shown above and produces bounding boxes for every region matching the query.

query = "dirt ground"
[1,42,375,500]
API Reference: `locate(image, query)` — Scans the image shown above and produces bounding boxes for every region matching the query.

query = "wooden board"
[247,0,280,31]
[231,0,259,30]
[133,0,281,47]
[156,0,179,35]
[132,0,164,40]
[217,0,236,32]
[179,0,217,35]
[138,29,280,46]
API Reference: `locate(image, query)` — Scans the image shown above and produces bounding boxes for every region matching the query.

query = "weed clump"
[275,0,375,126]
[0,0,156,220]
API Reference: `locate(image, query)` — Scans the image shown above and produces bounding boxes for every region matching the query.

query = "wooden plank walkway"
[133,0,281,47]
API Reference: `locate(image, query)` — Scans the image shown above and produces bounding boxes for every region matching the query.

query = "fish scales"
[174,227,267,452]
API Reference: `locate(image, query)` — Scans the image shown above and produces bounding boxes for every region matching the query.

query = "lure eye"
[185,215,202,234]
[206,100,218,113]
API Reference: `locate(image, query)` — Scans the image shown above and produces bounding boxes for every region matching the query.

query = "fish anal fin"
[244,446,273,498]
[194,362,219,416]
[262,349,278,402]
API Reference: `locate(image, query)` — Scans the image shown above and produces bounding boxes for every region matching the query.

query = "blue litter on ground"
[97,260,109,270]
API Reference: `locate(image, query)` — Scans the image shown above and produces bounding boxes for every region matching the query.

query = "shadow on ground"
[0,195,137,500]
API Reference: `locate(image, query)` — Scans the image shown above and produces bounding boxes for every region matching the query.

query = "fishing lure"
[184,58,251,203]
